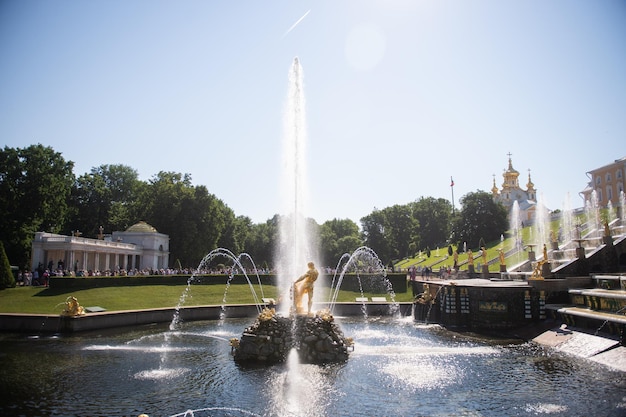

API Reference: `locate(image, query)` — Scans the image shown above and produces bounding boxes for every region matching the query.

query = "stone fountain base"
[232,309,351,365]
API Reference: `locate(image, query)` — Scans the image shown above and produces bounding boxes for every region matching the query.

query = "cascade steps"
[547,274,626,339]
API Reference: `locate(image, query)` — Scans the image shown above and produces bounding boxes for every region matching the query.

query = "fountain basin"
[0,302,414,334]
[1,317,625,416]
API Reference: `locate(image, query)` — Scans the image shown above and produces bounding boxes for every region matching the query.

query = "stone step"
[569,288,626,300]
[556,306,626,325]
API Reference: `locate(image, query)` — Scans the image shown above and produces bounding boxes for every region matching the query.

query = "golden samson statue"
[293,262,319,315]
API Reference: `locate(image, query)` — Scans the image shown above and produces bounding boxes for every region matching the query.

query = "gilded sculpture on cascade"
[61,296,85,316]
[293,261,319,315]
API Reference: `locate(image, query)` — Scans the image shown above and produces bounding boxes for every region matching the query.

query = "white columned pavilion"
[30,221,169,274]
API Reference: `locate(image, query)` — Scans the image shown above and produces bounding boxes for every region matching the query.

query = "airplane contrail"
[282,10,310,38]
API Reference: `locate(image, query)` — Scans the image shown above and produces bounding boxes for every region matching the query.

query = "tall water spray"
[619,191,626,227]
[510,201,521,251]
[276,58,318,312]
[561,192,574,246]
[586,190,600,236]
[533,194,550,257]
[607,201,616,225]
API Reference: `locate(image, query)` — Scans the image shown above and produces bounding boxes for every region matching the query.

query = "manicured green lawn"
[0,284,413,314]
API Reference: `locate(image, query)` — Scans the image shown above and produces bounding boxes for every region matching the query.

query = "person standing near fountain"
[293,262,319,315]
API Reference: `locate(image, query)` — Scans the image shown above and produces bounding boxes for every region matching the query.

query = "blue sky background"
[1,1,625,225]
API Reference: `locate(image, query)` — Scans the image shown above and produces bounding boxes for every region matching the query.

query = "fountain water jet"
[510,201,521,249]
[169,248,266,330]
[276,57,319,314]
[618,190,626,236]
[230,58,352,366]
[327,246,396,315]
[561,192,574,247]
[532,193,550,260]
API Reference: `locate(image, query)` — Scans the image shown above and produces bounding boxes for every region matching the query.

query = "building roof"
[585,156,626,175]
[125,221,158,233]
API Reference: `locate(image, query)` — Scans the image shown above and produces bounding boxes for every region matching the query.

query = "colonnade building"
[30,221,169,274]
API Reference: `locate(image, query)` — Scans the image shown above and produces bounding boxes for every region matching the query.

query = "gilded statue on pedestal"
[293,262,319,315]
[61,296,85,316]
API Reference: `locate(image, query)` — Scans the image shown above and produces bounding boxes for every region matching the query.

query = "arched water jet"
[170,248,265,331]
[327,246,396,315]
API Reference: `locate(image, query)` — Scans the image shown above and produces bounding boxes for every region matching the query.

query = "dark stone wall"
[49,273,408,293]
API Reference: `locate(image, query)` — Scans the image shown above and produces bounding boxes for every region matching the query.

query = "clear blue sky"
[1,1,624,225]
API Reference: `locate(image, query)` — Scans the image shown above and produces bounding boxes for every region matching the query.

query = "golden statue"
[481,247,487,265]
[467,249,474,266]
[61,296,85,316]
[293,262,319,315]
[499,249,505,266]
[543,244,548,261]
[530,259,546,280]
[415,283,434,304]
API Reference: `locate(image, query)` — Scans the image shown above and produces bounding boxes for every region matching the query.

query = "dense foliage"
[0,145,75,268]
[0,241,16,289]
[451,191,509,250]
[1,144,509,269]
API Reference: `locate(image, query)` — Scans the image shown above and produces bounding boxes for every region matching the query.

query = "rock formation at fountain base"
[232,308,351,365]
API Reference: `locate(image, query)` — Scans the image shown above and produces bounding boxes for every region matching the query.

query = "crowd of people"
[15,261,390,287]
[15,263,281,286]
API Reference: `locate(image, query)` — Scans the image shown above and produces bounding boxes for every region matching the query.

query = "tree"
[245,215,280,268]
[361,209,390,262]
[218,215,254,257]
[0,144,75,268]
[382,204,418,259]
[319,218,361,266]
[452,191,508,249]
[0,241,15,289]
[361,205,418,263]
[138,172,228,267]
[70,164,143,237]
[410,197,453,249]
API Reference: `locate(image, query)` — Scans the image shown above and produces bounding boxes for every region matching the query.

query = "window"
[596,176,601,185]
[616,169,622,179]
[607,186,613,201]
[597,189,603,202]
[606,173,612,182]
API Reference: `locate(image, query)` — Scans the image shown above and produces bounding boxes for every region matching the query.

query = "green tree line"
[0,144,508,274]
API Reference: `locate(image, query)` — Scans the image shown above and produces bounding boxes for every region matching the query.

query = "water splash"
[169,408,261,417]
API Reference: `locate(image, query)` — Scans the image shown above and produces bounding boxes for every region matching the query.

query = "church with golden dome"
[491,154,537,222]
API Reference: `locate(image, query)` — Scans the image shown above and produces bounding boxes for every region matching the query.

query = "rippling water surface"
[0,317,624,416]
